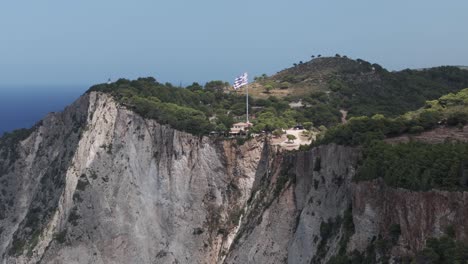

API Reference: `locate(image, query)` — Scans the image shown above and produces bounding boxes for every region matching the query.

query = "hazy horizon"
[2,0,468,134]
[0,85,85,135]
[1,1,468,88]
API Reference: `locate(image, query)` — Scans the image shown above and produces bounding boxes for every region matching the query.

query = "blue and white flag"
[233,73,248,90]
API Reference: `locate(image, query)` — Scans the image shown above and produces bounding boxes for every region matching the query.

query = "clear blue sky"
[1,0,468,88]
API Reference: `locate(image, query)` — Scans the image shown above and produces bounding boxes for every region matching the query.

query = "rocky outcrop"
[0,92,268,264]
[224,144,360,264]
[350,179,468,260]
[1,92,467,264]
[0,94,89,263]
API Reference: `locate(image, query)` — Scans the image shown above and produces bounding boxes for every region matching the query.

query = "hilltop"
[84,57,468,136]
[2,58,468,264]
[240,56,468,118]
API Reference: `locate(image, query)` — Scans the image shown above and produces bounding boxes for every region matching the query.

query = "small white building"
[230,122,252,136]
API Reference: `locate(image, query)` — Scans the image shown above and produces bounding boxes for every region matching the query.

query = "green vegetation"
[274,160,295,197]
[356,141,468,191]
[88,78,237,135]
[318,88,468,146]
[327,207,356,264]
[86,58,468,137]
[9,238,26,256]
[414,236,468,263]
[312,215,343,263]
[256,57,468,120]
[297,91,343,127]
[286,134,297,142]
[338,66,468,118]
[88,77,311,135]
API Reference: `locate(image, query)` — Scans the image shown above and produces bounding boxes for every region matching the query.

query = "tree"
[280,82,290,89]
[447,111,468,126]
[264,84,273,94]
[273,129,283,138]
[303,122,313,130]
[205,80,229,93]
[186,82,202,92]
[215,114,234,132]
[287,134,297,142]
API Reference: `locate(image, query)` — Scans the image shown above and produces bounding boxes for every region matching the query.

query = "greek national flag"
[233,73,248,90]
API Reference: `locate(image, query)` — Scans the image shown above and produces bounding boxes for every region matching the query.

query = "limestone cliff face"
[351,180,468,260]
[0,92,267,264]
[1,92,467,264]
[225,144,468,263]
[224,144,360,264]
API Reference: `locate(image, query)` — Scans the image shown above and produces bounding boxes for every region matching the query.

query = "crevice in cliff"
[222,140,291,262]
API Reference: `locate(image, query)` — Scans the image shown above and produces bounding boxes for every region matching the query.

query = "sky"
[0,1,468,134]
[1,0,467,88]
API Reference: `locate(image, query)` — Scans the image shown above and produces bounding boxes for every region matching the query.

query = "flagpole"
[246,83,249,123]
[233,72,249,124]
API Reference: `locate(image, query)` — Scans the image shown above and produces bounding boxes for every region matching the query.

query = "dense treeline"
[88,77,346,135]
[88,59,468,136]
[340,66,468,117]
[356,141,468,191]
[317,88,468,146]
[89,78,238,134]
[272,57,468,120]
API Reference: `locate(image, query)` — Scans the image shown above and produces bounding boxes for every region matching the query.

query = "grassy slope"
[238,57,468,119]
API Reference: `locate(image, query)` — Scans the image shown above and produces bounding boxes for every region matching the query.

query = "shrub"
[447,111,468,126]
[264,84,273,93]
[286,134,297,142]
[409,125,424,134]
[356,141,468,191]
[414,236,468,263]
[280,82,290,89]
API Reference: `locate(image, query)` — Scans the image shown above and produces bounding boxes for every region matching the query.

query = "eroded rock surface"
[1,92,467,264]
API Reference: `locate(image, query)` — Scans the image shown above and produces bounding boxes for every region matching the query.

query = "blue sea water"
[0,85,88,136]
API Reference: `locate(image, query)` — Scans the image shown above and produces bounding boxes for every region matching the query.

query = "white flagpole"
[246,83,249,123]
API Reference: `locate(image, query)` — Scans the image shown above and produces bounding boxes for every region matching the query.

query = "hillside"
[317,87,468,147]
[1,92,468,263]
[241,56,468,118]
[86,59,468,136]
[2,63,468,263]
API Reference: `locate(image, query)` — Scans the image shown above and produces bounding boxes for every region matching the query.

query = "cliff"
[1,92,467,263]
[0,92,268,263]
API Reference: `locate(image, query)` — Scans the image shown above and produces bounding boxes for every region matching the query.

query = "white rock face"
[0,93,265,264]
[224,144,360,264]
[2,92,466,264]
[287,145,360,264]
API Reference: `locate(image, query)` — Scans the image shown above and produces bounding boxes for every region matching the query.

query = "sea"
[0,85,88,137]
